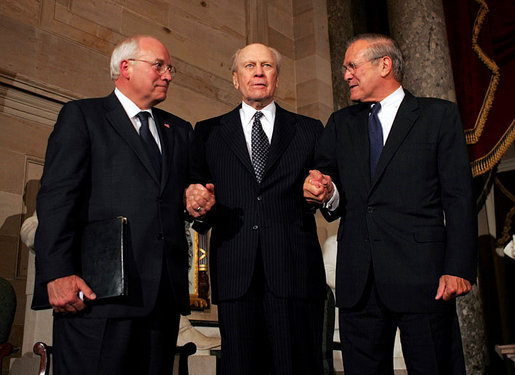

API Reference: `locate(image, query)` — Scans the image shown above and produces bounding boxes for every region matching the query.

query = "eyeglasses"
[341,56,383,75]
[128,59,176,77]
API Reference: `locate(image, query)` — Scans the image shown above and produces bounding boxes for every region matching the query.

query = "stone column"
[387,0,455,101]
[387,1,487,373]
[326,0,354,111]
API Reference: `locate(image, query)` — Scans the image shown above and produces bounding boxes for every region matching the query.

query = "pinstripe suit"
[195,103,326,374]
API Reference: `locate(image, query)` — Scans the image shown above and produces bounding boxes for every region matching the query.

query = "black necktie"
[136,111,162,177]
[251,111,269,183]
[368,103,383,178]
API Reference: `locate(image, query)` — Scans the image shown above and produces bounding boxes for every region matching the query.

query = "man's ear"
[379,56,394,78]
[232,72,239,89]
[120,60,131,79]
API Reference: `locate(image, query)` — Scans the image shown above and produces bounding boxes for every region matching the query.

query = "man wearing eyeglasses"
[304,34,477,374]
[33,35,211,374]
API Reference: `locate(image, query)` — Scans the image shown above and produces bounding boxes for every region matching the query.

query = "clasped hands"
[303,169,334,205]
[185,183,215,218]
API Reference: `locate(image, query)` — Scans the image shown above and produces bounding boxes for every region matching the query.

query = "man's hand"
[186,183,215,218]
[435,275,472,301]
[47,275,96,314]
[303,170,334,204]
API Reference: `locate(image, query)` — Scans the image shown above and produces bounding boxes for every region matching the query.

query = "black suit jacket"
[195,104,326,303]
[316,91,477,313]
[33,92,200,317]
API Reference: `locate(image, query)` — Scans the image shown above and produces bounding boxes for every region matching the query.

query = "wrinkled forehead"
[237,44,276,65]
[344,40,370,63]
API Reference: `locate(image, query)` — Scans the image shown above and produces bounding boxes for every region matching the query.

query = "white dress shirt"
[239,101,276,156]
[114,88,162,152]
[326,86,405,210]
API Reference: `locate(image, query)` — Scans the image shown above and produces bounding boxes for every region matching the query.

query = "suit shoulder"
[294,112,323,126]
[61,96,108,111]
[329,102,366,122]
[416,96,457,110]
[278,108,323,130]
[195,113,225,129]
[153,108,191,129]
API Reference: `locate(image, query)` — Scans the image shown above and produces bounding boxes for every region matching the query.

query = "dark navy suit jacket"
[316,91,477,313]
[34,92,201,317]
[195,104,327,303]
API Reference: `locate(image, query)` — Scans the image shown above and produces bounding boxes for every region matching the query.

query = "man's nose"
[161,69,173,82]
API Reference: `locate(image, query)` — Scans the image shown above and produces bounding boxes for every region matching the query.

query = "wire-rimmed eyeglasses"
[341,56,383,75]
[128,59,176,77]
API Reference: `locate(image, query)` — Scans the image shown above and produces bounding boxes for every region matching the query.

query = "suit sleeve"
[314,113,344,222]
[437,103,478,283]
[190,121,216,234]
[34,101,91,284]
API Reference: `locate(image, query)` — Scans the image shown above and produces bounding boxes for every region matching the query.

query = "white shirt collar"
[114,88,154,120]
[378,85,405,110]
[241,101,276,126]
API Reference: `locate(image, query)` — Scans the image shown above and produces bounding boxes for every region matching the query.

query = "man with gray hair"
[304,33,477,374]
[186,43,326,374]
[33,35,213,374]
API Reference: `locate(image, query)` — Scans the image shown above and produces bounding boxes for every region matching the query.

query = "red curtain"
[443,0,515,177]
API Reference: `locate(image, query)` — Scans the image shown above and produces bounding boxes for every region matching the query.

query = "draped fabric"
[443,0,515,177]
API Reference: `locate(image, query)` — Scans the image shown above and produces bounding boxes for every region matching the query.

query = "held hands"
[47,275,96,314]
[303,169,334,205]
[435,274,472,301]
[186,183,215,218]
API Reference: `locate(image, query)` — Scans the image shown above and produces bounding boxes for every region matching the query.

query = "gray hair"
[231,44,282,74]
[347,34,405,82]
[110,36,142,80]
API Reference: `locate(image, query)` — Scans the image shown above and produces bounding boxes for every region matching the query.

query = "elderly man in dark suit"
[186,43,326,374]
[304,34,477,375]
[33,35,213,375]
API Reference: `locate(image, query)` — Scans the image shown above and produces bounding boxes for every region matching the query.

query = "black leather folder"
[80,216,128,300]
[31,216,128,310]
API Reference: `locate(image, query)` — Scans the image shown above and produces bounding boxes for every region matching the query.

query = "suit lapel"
[348,103,372,189]
[263,105,296,180]
[104,93,161,185]
[371,92,419,188]
[219,107,255,177]
[154,111,174,192]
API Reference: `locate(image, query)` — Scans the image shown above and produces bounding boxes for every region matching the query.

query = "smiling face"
[232,43,279,109]
[118,37,173,109]
[343,40,385,103]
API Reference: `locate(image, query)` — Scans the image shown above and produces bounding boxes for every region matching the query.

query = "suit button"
[367,207,374,213]
[257,196,262,201]
[252,225,259,230]
[158,233,164,240]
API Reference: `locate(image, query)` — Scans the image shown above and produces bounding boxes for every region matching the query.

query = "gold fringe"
[465,0,501,145]
[465,0,515,177]
[494,177,515,247]
[471,119,515,177]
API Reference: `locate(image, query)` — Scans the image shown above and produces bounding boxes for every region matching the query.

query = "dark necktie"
[136,111,162,177]
[368,102,383,178]
[251,111,269,183]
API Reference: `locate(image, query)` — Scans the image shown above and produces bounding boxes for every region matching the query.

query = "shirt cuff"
[323,183,339,211]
